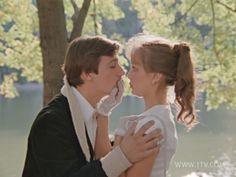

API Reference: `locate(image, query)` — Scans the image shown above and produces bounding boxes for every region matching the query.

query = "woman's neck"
[143,88,168,111]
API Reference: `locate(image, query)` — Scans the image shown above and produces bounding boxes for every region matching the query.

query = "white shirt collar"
[71,87,94,123]
[141,104,170,117]
[71,87,97,149]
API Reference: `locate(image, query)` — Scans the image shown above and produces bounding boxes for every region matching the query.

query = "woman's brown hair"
[131,38,197,128]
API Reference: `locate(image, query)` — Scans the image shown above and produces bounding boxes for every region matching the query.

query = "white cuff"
[95,109,111,117]
[100,146,132,177]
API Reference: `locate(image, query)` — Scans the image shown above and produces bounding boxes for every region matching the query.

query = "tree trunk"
[37,0,67,105]
[37,0,91,105]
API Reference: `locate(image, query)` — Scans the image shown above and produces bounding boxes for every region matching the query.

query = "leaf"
[0,73,19,98]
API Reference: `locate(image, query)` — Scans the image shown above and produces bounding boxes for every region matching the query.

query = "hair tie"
[173,43,190,59]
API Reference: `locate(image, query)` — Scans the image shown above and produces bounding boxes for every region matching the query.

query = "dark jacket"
[22,94,107,177]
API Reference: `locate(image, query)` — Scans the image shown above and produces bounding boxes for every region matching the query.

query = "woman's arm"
[124,117,162,177]
[94,114,112,159]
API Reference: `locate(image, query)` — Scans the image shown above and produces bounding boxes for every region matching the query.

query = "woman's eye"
[132,66,137,70]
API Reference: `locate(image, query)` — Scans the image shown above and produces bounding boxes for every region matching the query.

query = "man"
[22,36,161,177]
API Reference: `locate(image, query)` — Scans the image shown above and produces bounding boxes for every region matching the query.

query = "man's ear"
[81,72,93,81]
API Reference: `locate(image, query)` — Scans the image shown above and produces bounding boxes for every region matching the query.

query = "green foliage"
[131,0,175,35]
[0,0,124,97]
[0,73,19,98]
[64,0,124,35]
[132,0,236,110]
[118,54,131,95]
[1,0,236,110]
[177,0,236,109]
[0,0,42,95]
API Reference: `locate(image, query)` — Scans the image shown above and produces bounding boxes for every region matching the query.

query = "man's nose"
[117,65,125,76]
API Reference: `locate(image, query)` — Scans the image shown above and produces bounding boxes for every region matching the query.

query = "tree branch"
[69,0,92,42]
[71,0,80,22]
[216,0,236,13]
[210,0,219,58]
[175,0,200,23]
[92,0,98,35]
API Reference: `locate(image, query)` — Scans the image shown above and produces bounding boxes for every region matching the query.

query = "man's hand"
[96,79,124,116]
[120,121,162,163]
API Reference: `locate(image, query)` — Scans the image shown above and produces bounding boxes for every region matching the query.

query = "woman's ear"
[151,73,163,85]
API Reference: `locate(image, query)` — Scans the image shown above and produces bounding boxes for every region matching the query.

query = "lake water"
[0,84,236,177]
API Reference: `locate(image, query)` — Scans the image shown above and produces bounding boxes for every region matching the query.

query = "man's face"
[92,55,125,96]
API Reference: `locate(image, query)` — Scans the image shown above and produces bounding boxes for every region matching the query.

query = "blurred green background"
[1,0,236,176]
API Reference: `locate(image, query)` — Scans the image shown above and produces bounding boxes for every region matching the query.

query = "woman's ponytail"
[173,43,197,128]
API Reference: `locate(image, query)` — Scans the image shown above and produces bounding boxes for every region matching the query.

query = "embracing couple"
[22,35,197,177]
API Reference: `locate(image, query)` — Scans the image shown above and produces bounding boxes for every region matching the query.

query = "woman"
[113,35,197,177]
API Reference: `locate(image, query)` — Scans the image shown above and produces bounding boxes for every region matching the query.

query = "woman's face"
[127,52,154,97]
